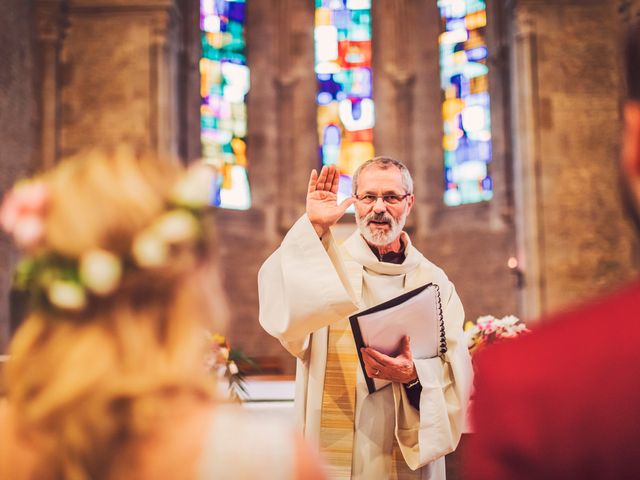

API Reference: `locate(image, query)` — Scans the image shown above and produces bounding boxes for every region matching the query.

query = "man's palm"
[306,165,355,237]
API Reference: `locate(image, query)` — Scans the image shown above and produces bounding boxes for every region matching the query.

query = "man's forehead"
[357,166,404,189]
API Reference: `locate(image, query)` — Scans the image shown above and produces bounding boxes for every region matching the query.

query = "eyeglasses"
[353,193,411,205]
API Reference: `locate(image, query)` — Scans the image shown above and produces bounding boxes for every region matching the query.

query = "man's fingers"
[330,166,341,194]
[362,347,390,364]
[308,169,318,193]
[316,165,329,190]
[324,165,336,191]
[362,349,386,369]
[361,354,384,378]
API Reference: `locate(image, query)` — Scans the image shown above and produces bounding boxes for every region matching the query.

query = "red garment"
[466,280,640,480]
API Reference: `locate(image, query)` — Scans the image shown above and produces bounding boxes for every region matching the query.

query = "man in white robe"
[259,157,473,479]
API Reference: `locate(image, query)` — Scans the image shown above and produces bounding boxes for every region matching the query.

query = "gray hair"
[351,156,413,195]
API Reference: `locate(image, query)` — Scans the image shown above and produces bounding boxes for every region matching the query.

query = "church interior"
[1,0,640,476]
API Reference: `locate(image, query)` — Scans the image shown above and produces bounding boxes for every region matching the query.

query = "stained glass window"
[200,0,251,209]
[315,0,375,203]
[438,0,493,206]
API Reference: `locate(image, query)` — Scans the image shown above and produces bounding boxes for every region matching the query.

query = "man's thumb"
[338,196,357,213]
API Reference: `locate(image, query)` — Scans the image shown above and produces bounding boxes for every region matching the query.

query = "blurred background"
[1,0,640,377]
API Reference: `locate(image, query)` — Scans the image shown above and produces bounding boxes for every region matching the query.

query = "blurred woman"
[0,149,325,480]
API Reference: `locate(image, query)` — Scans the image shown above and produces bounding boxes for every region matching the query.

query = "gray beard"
[356,209,407,247]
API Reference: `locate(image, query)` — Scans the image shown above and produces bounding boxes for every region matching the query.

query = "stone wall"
[59,0,187,158]
[0,0,39,352]
[510,0,640,320]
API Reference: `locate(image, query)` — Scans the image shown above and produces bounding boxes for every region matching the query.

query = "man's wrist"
[311,222,328,238]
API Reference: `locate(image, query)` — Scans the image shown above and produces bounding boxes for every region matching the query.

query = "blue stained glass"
[212,0,227,16]
[317,91,333,104]
[333,9,350,28]
[446,19,466,31]
[318,75,342,97]
[351,99,363,120]
[227,2,245,23]
[466,46,488,61]
[324,124,341,145]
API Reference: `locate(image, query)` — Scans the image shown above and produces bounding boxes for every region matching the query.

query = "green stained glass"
[200,0,251,210]
[439,0,493,206]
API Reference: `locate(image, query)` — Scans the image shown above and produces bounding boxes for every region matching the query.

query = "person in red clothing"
[465,23,640,480]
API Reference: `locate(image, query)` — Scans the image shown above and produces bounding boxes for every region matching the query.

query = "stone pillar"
[509,0,640,319]
[373,0,418,231]
[35,0,67,170]
[0,0,40,350]
[58,0,186,160]
[273,0,316,232]
[509,2,544,318]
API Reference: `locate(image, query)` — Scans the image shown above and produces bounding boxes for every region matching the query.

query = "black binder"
[349,283,446,394]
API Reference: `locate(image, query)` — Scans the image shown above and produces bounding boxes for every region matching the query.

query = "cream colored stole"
[319,316,359,478]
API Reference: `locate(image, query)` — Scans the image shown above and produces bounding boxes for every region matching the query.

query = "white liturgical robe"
[258,215,473,480]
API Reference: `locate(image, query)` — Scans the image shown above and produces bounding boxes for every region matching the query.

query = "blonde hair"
[5,149,223,479]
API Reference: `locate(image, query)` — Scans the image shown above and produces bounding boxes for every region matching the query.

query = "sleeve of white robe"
[392,274,473,470]
[258,214,359,359]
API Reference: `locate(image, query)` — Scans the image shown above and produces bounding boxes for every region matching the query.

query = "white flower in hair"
[171,163,215,208]
[79,249,123,296]
[228,361,239,376]
[155,210,200,244]
[131,231,169,268]
[47,280,87,311]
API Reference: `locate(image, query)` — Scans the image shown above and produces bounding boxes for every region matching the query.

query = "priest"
[258,157,473,479]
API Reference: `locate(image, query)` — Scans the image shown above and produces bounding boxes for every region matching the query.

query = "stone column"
[58,0,185,160]
[0,0,41,350]
[274,0,316,233]
[508,3,544,318]
[374,0,418,231]
[35,0,67,170]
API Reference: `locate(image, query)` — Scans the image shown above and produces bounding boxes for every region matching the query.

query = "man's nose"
[372,197,387,213]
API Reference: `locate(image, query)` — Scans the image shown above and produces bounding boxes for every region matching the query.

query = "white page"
[355,285,442,391]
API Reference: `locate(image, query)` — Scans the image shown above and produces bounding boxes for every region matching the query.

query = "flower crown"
[0,164,215,313]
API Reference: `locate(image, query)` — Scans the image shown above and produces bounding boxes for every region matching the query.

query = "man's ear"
[622,102,640,182]
[406,193,415,213]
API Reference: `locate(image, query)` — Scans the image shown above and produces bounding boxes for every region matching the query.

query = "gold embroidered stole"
[321,231,430,479]
[319,317,358,478]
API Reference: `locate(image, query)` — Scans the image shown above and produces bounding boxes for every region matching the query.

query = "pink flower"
[0,180,49,250]
[12,215,45,250]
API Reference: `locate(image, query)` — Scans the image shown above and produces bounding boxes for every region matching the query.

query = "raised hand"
[360,336,418,384]
[306,164,356,238]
